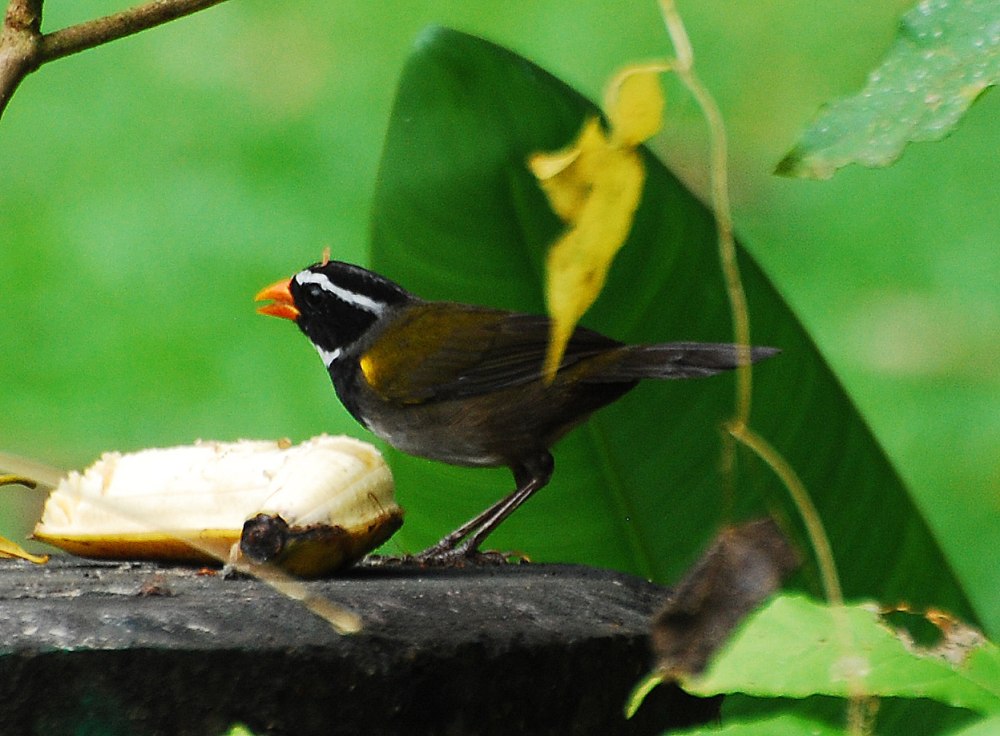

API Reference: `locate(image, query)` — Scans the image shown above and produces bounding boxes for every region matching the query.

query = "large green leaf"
[946,714,1000,736]
[368,27,976,621]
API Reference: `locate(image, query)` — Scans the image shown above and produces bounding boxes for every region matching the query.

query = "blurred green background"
[1,2,996,628]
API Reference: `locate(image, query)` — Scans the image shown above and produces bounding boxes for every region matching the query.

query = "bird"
[255,258,778,562]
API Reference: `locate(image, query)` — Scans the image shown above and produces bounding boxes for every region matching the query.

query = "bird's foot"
[360,543,526,569]
[415,543,510,567]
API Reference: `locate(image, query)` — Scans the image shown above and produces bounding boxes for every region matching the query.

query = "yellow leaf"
[0,473,36,490]
[543,147,646,378]
[606,63,669,146]
[528,117,606,223]
[529,62,667,380]
[0,537,49,564]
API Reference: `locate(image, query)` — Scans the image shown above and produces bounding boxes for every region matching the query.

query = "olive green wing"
[360,303,620,403]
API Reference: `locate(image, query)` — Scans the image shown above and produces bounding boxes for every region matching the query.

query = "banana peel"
[23,436,401,577]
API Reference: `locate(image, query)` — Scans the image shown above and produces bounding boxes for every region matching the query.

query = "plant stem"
[657,0,849,628]
[658,0,753,422]
[727,422,843,604]
[657,4,869,727]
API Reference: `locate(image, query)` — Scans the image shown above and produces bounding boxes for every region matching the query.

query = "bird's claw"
[360,545,524,569]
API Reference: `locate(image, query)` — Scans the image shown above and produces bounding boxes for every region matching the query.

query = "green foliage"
[665,712,845,736]
[777,0,999,178]
[686,595,998,710]
[219,726,257,736]
[665,711,1000,736]
[629,593,999,735]
[368,28,975,622]
[946,714,1000,736]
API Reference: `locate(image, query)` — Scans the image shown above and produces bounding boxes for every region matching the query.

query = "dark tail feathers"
[587,342,780,381]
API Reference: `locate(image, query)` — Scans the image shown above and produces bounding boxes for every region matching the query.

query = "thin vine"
[655,1,870,729]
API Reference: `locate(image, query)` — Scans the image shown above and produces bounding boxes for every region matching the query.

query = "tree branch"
[0,0,229,120]
[39,0,228,63]
[0,0,43,114]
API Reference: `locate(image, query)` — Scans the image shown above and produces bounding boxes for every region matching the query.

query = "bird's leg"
[451,477,544,558]
[415,453,554,562]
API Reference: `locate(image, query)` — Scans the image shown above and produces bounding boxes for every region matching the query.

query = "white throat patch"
[294,271,385,315]
[315,344,342,368]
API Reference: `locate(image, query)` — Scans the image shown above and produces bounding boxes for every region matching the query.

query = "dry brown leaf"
[650,518,800,678]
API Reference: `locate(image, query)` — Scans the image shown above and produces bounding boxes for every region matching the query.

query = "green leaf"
[669,712,845,736]
[666,705,992,736]
[777,0,999,179]
[219,726,258,736]
[685,594,1000,714]
[945,714,1000,736]
[369,27,976,623]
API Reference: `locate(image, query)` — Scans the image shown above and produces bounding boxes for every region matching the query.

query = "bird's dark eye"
[302,284,325,308]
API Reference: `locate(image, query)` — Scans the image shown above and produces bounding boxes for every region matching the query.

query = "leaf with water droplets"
[777,0,999,179]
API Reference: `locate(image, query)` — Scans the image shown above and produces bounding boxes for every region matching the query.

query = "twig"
[0,0,229,120]
[40,0,229,63]
[0,0,42,114]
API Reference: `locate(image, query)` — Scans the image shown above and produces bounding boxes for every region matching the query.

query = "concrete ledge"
[0,558,719,735]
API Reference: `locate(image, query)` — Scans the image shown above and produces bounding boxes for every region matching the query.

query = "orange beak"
[255,278,300,321]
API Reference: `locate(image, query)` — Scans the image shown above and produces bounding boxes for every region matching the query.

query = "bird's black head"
[256,260,413,368]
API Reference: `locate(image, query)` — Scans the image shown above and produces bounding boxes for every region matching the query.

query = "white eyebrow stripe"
[294,271,385,315]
